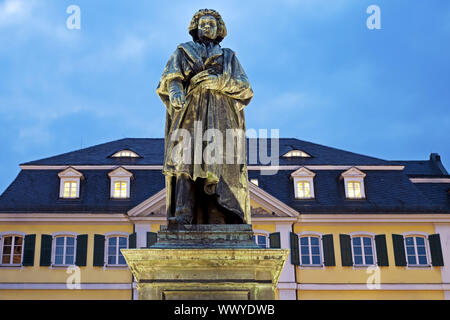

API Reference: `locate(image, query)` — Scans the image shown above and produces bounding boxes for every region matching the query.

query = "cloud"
[0,0,78,45]
[0,0,32,26]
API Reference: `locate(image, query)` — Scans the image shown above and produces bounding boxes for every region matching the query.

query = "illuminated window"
[291,167,315,199]
[300,236,322,266]
[63,181,78,198]
[296,181,311,199]
[252,234,268,248]
[352,236,375,265]
[405,236,429,266]
[106,236,127,265]
[342,168,366,199]
[347,181,362,199]
[108,167,133,199]
[283,150,311,158]
[113,181,128,198]
[58,168,83,199]
[1,235,23,265]
[112,150,140,158]
[53,236,76,265]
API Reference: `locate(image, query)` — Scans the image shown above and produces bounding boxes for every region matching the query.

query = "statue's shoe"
[169,212,193,224]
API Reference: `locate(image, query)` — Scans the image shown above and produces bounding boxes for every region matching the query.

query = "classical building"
[0,138,449,300]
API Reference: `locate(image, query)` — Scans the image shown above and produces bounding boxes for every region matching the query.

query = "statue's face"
[197,15,217,40]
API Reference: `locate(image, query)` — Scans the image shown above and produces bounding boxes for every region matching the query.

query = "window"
[341,167,366,199]
[1,235,23,265]
[113,181,128,198]
[53,236,76,265]
[108,167,133,199]
[283,150,311,158]
[405,236,429,266]
[296,181,311,199]
[347,181,362,199]
[252,234,268,248]
[63,181,78,198]
[58,167,83,199]
[250,178,259,186]
[106,236,127,265]
[112,150,140,158]
[300,236,322,265]
[352,236,375,266]
[291,167,315,199]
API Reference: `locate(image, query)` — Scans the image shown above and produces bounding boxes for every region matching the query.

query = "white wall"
[276,223,297,300]
[434,224,450,300]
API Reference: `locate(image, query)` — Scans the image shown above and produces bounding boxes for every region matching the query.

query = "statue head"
[188,9,227,44]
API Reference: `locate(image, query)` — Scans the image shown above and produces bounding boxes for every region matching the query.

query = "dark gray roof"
[2,138,449,214]
[0,169,164,213]
[22,138,390,166]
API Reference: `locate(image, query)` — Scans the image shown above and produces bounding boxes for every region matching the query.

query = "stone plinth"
[121,225,288,300]
[154,224,259,249]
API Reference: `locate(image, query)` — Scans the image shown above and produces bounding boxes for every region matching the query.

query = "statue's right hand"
[171,92,186,110]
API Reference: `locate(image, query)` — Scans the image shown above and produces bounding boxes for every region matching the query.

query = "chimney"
[430,153,449,175]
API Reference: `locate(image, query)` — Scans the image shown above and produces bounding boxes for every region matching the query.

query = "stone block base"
[122,248,288,300]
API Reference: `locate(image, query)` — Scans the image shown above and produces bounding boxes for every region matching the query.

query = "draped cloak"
[156,41,253,223]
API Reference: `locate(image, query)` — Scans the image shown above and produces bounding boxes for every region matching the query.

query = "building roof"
[21,138,392,166]
[1,138,449,214]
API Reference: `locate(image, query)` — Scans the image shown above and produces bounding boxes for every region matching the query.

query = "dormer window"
[63,181,78,198]
[283,150,311,158]
[111,150,140,158]
[58,168,83,199]
[341,167,366,199]
[291,167,315,199]
[108,167,133,199]
[113,181,128,198]
[297,181,311,199]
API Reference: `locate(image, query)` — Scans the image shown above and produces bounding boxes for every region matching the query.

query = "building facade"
[0,138,449,300]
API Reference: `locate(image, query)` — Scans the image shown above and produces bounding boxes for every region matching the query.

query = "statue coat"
[156,41,253,223]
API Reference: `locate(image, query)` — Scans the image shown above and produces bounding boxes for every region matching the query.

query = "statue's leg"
[170,173,195,224]
[206,196,227,224]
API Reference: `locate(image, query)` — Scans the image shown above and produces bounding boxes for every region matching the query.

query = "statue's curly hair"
[188,9,227,44]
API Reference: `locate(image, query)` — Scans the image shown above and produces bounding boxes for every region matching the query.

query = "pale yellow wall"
[252,224,276,233]
[294,223,442,284]
[0,223,133,283]
[0,289,131,300]
[151,224,162,232]
[298,290,444,300]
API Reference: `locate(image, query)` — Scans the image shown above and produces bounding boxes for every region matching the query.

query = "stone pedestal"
[121,225,288,300]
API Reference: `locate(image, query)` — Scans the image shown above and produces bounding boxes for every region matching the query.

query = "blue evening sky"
[1,0,449,194]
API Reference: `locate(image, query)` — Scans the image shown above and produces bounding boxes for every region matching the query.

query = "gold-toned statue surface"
[156,9,253,225]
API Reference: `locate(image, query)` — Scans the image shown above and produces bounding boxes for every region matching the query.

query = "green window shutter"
[392,234,407,266]
[322,234,335,266]
[22,234,36,267]
[146,232,157,248]
[429,234,444,266]
[290,232,300,265]
[375,234,389,266]
[129,233,137,249]
[93,234,105,267]
[340,234,353,266]
[39,234,52,267]
[75,234,88,267]
[269,232,281,249]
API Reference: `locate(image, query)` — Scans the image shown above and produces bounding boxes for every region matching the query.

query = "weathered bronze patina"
[156,9,253,225]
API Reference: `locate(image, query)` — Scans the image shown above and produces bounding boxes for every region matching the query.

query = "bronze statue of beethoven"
[156,9,253,225]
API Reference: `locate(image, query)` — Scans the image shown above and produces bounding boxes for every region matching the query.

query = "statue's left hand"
[190,70,220,90]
